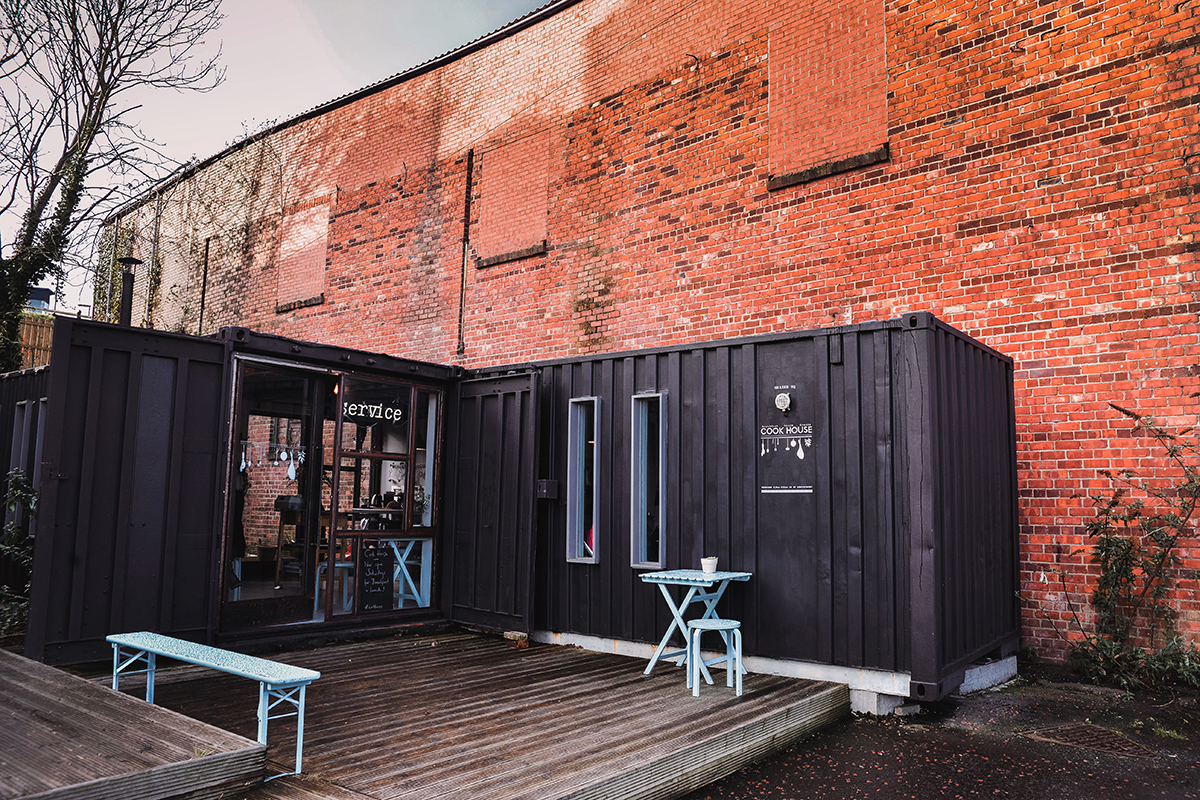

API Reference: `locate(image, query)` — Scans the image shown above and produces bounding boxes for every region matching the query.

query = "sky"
[52,0,548,311]
[128,0,548,165]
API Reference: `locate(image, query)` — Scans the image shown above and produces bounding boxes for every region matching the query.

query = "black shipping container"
[25,319,458,663]
[473,312,1019,700]
[0,366,48,596]
[22,313,1017,700]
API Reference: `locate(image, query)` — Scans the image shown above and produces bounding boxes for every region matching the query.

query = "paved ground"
[684,661,1200,800]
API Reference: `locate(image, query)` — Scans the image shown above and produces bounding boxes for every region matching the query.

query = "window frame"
[630,392,666,569]
[566,396,601,564]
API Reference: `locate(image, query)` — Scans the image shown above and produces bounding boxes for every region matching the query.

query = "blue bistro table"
[639,569,752,680]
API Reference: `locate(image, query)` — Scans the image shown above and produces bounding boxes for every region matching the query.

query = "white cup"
[701,556,718,574]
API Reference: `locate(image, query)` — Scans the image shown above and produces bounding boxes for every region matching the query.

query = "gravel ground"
[684,661,1200,800]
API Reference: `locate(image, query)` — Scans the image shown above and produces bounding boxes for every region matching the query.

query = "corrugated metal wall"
[520,313,1017,697]
[902,316,1021,698]
[25,319,230,663]
[0,366,49,596]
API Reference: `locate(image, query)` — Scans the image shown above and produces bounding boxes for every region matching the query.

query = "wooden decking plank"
[339,669,695,785]
[304,651,652,754]
[2,673,227,771]
[379,678,842,799]
[416,685,849,800]
[304,652,676,762]
[0,648,264,800]
[0,649,251,755]
[238,774,377,800]
[552,685,851,800]
[16,750,266,800]
[119,632,848,800]
[6,653,250,755]
[311,640,839,799]
[296,646,639,760]
[313,640,826,796]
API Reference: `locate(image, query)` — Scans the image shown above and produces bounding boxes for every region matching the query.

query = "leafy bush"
[1058,403,1200,690]
[0,468,37,636]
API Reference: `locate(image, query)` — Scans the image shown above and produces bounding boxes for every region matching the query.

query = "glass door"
[324,376,440,618]
[222,360,334,629]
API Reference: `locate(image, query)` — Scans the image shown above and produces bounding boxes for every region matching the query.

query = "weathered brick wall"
[116,0,1200,662]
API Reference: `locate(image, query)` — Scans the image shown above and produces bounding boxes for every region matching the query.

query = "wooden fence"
[20,315,53,370]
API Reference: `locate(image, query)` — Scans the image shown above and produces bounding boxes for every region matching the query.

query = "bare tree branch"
[0,0,224,369]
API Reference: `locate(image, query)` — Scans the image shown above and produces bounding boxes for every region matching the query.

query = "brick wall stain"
[113,0,1200,662]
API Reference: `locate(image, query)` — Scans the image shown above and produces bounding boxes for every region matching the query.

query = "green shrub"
[0,468,37,636]
[1059,403,1200,690]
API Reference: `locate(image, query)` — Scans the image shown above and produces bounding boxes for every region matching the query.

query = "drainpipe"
[457,149,474,356]
[197,236,211,335]
[144,192,163,326]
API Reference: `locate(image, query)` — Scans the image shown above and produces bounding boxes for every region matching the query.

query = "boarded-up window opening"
[477,131,550,267]
[767,0,887,189]
[276,204,329,312]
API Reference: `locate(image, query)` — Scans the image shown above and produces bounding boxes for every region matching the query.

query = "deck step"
[159,633,850,800]
[4,633,849,800]
[0,647,264,800]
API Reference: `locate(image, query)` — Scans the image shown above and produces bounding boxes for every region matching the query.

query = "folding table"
[639,569,751,681]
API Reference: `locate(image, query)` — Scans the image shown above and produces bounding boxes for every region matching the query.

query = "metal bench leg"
[145,653,156,703]
[257,681,269,746]
[260,681,309,779]
[294,683,307,775]
[112,645,156,703]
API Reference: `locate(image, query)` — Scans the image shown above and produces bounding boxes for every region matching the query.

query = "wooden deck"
[0,647,264,800]
[118,631,848,800]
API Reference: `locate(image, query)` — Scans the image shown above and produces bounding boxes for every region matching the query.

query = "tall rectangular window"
[567,397,600,563]
[631,394,664,568]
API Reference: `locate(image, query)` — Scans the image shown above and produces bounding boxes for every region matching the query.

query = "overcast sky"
[53,0,547,310]
[133,0,547,165]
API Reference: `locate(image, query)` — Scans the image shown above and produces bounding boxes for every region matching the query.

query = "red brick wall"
[239,416,304,553]
[129,0,1200,662]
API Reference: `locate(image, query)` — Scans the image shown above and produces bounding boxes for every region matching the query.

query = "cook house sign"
[759,384,814,495]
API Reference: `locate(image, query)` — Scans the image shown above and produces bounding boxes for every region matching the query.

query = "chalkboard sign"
[357,544,395,613]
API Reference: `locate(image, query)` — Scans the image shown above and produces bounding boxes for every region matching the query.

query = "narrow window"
[567,397,600,563]
[631,394,665,568]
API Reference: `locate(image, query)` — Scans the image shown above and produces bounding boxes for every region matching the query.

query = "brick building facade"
[109,0,1200,662]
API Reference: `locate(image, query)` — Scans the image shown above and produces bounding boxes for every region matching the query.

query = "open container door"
[26,319,230,664]
[443,372,539,633]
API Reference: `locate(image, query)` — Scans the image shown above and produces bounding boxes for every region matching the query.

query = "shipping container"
[0,366,49,596]
[25,319,458,663]
[22,313,1016,700]
[468,312,1019,700]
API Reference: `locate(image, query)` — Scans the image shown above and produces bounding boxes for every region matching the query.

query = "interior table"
[386,537,433,608]
[639,569,751,679]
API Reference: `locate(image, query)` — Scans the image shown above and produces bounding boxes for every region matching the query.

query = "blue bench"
[107,631,320,777]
